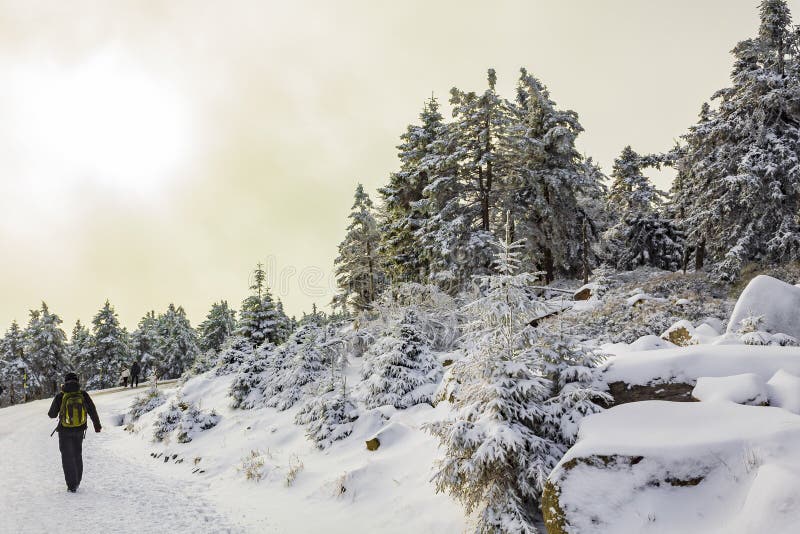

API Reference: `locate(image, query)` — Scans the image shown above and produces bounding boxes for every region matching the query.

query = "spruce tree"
[505,69,606,282]
[24,303,69,397]
[198,300,236,353]
[88,300,129,389]
[237,264,285,346]
[361,310,440,409]
[67,320,93,383]
[425,229,561,533]
[604,146,684,271]
[334,184,384,311]
[130,311,161,379]
[378,97,444,283]
[673,0,800,280]
[0,321,27,404]
[156,303,200,378]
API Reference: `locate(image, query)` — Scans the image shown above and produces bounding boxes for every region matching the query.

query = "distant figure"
[47,372,101,492]
[121,368,130,388]
[131,361,141,388]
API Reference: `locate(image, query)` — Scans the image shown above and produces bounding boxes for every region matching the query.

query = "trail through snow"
[0,386,246,534]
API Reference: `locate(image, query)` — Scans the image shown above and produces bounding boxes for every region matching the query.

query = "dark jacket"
[131,362,141,376]
[48,381,102,434]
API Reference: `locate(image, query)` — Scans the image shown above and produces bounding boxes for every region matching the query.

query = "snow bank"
[603,345,800,386]
[548,401,800,533]
[727,275,800,337]
[692,373,767,405]
[767,370,800,414]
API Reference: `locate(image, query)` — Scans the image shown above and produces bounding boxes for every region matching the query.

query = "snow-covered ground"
[0,377,467,533]
[0,385,245,533]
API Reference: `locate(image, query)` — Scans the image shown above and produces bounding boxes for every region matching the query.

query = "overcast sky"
[0,0,791,332]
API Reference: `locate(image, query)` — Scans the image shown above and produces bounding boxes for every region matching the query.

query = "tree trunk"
[695,239,706,270]
[543,247,554,284]
[581,219,589,284]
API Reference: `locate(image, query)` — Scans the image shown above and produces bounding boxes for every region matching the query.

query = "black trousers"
[131,374,139,388]
[58,432,84,490]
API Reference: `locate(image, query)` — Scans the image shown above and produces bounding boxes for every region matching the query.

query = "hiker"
[47,372,101,493]
[131,361,141,388]
[121,368,130,388]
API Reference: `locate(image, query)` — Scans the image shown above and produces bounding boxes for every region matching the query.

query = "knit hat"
[64,372,79,383]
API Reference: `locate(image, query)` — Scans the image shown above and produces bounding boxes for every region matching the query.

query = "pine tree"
[24,303,69,397]
[673,0,800,280]
[361,310,441,409]
[0,321,27,404]
[505,69,606,282]
[265,324,328,411]
[538,336,611,446]
[604,146,684,271]
[378,97,444,283]
[295,374,357,449]
[87,300,128,389]
[156,303,200,379]
[425,228,561,534]
[237,263,286,346]
[334,184,384,311]
[198,301,236,353]
[130,311,161,379]
[67,320,93,383]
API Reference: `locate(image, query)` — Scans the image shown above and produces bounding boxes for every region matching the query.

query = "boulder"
[661,320,696,346]
[728,275,800,338]
[692,373,768,405]
[543,401,800,533]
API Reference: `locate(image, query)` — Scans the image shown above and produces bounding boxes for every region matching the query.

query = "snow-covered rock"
[544,401,800,533]
[727,275,800,338]
[603,345,800,387]
[767,370,800,414]
[692,373,768,405]
[628,335,676,351]
[660,320,696,346]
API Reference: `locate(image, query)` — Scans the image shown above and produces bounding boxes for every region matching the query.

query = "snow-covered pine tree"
[156,303,200,379]
[414,120,481,290]
[198,300,236,353]
[228,343,276,409]
[504,69,606,282]
[425,226,561,533]
[0,321,27,404]
[67,320,93,384]
[24,303,69,397]
[361,309,441,409]
[378,96,445,284]
[130,311,161,380]
[295,373,357,449]
[237,263,285,346]
[265,324,327,411]
[537,335,611,446]
[87,300,129,389]
[274,300,294,344]
[334,184,385,312]
[672,0,800,280]
[604,146,684,271]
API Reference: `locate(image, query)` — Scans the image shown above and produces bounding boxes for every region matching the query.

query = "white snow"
[727,275,800,337]
[767,370,800,414]
[627,335,676,351]
[603,344,800,386]
[692,373,767,405]
[551,401,800,533]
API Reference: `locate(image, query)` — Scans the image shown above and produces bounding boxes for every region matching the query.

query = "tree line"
[0,263,297,406]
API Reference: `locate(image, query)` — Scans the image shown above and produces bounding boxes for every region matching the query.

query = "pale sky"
[0,0,791,332]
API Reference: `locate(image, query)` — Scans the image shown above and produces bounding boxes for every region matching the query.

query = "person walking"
[47,372,101,492]
[121,368,130,388]
[131,361,141,388]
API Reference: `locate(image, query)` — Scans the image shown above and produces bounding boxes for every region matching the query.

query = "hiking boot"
[67,487,77,493]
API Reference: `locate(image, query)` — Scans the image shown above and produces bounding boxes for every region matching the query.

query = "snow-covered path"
[0,387,245,534]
